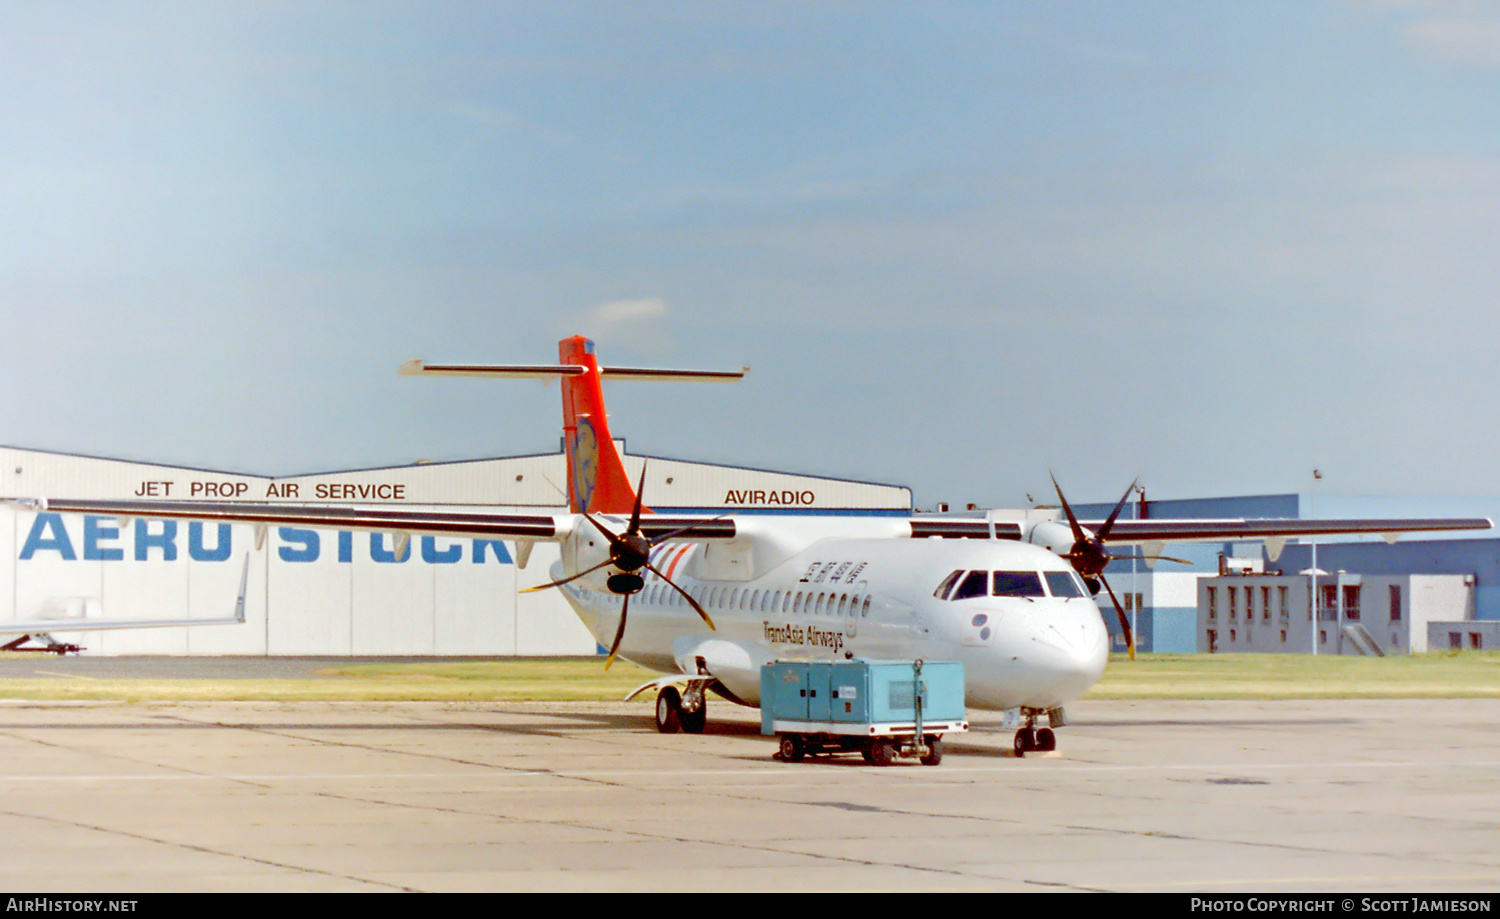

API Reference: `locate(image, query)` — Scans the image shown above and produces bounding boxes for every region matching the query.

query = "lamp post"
[1310,468,1321,656]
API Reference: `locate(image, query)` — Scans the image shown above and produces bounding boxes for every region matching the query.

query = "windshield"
[1044,570,1088,598]
[991,571,1046,598]
[938,569,1088,600]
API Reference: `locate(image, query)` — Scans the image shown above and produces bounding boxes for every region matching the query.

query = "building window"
[1390,585,1402,622]
[1228,586,1238,621]
[1343,585,1361,621]
[1262,587,1272,622]
[1206,586,1217,621]
[1280,630,1287,644]
[1279,586,1290,623]
[1450,631,1462,650]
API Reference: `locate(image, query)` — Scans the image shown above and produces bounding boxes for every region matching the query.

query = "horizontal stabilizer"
[400,359,746,382]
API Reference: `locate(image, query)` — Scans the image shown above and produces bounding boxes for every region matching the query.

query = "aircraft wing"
[7,498,742,543]
[1079,517,1494,542]
[15,498,575,541]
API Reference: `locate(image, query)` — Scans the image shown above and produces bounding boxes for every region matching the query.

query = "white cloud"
[588,296,669,324]
[1404,15,1500,67]
[576,297,675,355]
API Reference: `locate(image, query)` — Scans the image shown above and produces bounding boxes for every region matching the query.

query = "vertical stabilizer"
[558,336,638,514]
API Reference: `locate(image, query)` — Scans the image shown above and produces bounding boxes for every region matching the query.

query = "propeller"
[1050,474,1140,660]
[524,463,715,668]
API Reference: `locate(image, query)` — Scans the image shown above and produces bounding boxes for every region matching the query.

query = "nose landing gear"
[1012,707,1061,757]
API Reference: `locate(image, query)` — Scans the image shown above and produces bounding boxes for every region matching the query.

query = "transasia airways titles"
[17,514,514,565]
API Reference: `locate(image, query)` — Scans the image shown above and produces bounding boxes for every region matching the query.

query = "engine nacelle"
[1026,519,1080,558]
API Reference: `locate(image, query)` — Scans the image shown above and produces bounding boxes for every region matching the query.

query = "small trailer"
[761,659,967,766]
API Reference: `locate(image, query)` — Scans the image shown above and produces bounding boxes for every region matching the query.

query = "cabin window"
[992,571,1046,598]
[952,571,988,601]
[861,597,871,618]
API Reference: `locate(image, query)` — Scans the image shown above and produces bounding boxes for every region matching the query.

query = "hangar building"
[0,445,910,656]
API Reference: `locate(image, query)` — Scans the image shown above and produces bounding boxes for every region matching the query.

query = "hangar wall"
[0,446,912,656]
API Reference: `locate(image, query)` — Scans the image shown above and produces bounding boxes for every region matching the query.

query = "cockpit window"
[1045,571,1088,598]
[991,571,1046,598]
[952,570,989,601]
[933,569,963,600]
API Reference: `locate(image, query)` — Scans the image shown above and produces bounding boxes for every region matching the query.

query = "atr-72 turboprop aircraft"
[10,336,1491,754]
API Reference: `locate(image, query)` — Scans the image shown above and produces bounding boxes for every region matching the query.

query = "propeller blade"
[1140,554,1191,566]
[646,560,715,630]
[1050,472,1086,543]
[627,462,648,533]
[604,593,630,670]
[1098,573,1135,661]
[1097,479,1138,541]
[582,510,621,544]
[646,509,736,544]
[519,557,616,593]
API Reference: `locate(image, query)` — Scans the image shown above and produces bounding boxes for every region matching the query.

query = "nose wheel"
[1012,708,1059,757]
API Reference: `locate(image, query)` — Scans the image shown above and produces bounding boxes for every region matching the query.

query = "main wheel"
[655,687,682,734]
[1035,727,1056,752]
[920,736,944,766]
[778,734,804,763]
[1013,728,1034,757]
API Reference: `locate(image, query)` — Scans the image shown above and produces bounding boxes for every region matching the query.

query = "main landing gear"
[654,683,708,734]
[1012,707,1062,757]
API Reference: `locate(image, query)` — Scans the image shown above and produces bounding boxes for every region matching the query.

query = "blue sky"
[4,2,1499,508]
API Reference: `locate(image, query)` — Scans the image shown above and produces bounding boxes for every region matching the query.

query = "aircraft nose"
[1020,606,1109,706]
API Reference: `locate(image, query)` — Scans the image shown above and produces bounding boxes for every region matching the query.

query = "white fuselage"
[549,516,1110,712]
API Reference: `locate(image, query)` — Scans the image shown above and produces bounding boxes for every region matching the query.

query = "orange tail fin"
[558,335,637,514]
